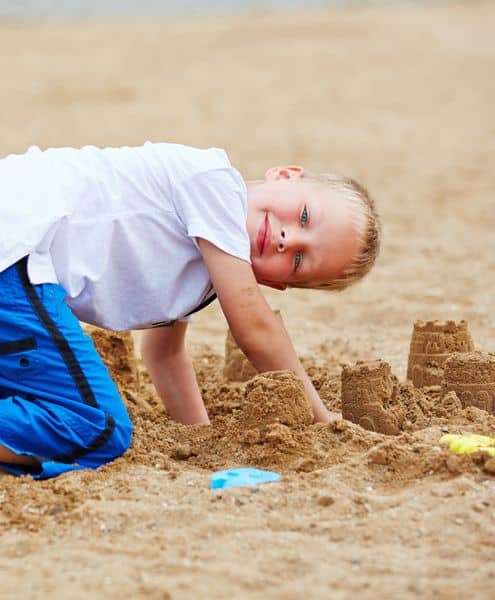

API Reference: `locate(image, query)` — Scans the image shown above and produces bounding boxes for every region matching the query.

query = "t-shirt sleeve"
[174,167,251,263]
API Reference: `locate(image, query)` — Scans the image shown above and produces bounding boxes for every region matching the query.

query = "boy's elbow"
[231,314,280,357]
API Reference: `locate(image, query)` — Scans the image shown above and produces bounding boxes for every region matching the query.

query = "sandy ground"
[1,1,495,598]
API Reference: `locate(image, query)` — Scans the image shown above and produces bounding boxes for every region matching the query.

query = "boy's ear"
[264,166,305,181]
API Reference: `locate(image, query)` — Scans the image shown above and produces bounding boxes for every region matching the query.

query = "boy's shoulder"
[145,142,233,181]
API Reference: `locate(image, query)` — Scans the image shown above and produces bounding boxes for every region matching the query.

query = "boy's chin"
[258,280,287,291]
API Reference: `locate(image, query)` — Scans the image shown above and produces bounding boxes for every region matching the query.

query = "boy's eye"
[300,205,309,226]
[294,251,303,271]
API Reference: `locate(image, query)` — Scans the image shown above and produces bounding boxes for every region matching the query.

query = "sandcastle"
[224,309,283,382]
[340,359,466,435]
[341,319,494,435]
[341,360,406,435]
[442,351,495,414]
[407,320,474,387]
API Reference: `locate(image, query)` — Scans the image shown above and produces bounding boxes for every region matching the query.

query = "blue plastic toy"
[210,467,281,490]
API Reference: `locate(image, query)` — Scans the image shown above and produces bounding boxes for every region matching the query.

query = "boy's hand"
[198,238,332,423]
[317,410,342,423]
[141,322,210,425]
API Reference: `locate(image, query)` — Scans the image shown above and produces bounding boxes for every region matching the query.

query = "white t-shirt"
[0,142,250,330]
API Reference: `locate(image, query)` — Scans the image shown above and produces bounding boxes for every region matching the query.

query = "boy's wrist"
[314,408,341,423]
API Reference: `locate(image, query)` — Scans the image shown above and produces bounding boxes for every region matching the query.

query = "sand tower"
[407,320,474,387]
[224,309,283,382]
[341,360,405,435]
[442,351,495,414]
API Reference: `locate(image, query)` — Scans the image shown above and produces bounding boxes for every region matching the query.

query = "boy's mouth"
[256,214,270,256]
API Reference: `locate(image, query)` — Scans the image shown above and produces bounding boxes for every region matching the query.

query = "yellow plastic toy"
[439,433,495,457]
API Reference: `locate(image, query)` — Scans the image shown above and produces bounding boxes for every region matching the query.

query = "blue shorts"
[0,259,133,479]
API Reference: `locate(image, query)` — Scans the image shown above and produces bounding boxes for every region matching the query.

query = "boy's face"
[246,166,365,289]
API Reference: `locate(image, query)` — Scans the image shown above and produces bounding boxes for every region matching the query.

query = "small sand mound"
[240,370,313,431]
[443,351,495,414]
[407,320,474,387]
[86,327,160,414]
[394,381,430,428]
[395,384,462,428]
[426,390,463,418]
[86,327,138,394]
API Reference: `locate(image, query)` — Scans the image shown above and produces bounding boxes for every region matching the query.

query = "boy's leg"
[0,258,133,478]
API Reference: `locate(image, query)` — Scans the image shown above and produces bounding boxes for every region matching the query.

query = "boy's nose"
[277,227,296,252]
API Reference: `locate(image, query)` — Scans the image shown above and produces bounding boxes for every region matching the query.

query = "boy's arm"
[140,322,210,425]
[198,238,337,423]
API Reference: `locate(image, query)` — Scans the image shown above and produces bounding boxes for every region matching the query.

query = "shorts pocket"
[0,336,43,381]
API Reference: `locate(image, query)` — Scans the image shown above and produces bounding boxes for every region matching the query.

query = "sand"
[1,2,495,598]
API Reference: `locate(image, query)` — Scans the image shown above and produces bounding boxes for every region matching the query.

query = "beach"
[1,1,495,597]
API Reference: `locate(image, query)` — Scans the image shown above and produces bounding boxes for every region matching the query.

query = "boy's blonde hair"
[290,171,380,291]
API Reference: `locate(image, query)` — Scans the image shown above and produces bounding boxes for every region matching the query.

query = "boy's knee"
[94,387,133,458]
[112,419,133,457]
[102,415,133,463]
[109,393,133,455]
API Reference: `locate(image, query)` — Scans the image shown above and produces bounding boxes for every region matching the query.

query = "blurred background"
[0,0,447,19]
[0,0,493,374]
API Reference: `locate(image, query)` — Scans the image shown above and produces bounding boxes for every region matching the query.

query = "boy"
[0,142,379,479]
